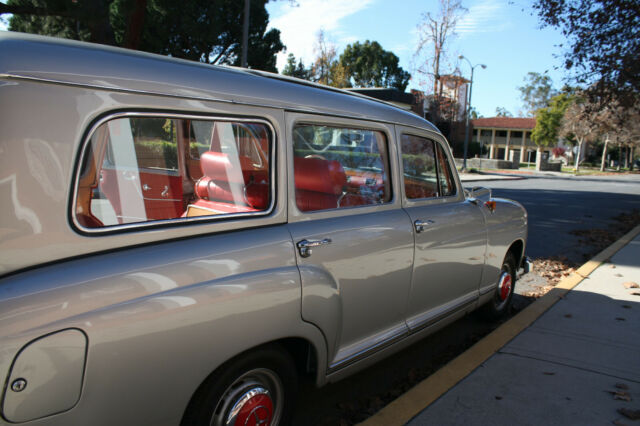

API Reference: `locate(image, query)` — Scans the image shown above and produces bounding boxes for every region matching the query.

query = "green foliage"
[282,53,311,80]
[518,72,558,116]
[135,140,178,170]
[533,0,640,108]
[531,93,573,147]
[339,40,411,91]
[6,0,284,72]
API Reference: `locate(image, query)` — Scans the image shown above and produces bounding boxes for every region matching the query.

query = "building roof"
[347,88,415,106]
[472,117,536,130]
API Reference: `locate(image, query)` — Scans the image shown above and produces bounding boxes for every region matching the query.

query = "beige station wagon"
[0,33,528,426]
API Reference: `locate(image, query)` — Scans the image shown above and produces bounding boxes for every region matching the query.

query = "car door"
[396,128,487,331]
[286,114,414,372]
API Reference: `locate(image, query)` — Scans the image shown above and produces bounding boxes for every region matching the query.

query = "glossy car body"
[0,33,527,425]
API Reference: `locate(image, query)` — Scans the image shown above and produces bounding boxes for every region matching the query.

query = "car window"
[436,143,457,197]
[292,124,391,212]
[400,134,457,199]
[74,115,272,230]
[400,134,438,199]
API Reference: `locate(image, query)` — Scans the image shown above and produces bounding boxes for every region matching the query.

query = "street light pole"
[459,56,486,171]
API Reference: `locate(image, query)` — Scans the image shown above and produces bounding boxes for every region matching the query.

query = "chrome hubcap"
[498,272,512,302]
[227,387,272,426]
[211,369,283,426]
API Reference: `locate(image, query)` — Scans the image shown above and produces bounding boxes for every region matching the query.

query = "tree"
[5,0,285,71]
[559,94,598,172]
[311,30,337,85]
[413,0,466,94]
[518,72,557,117]
[282,53,311,80]
[533,0,640,108]
[495,107,512,117]
[339,40,410,91]
[309,30,351,88]
[531,92,572,170]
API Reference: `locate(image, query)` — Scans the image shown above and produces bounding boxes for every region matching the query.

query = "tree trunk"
[625,146,631,169]
[535,146,543,171]
[574,139,583,172]
[123,0,147,50]
[600,135,609,172]
[630,146,635,171]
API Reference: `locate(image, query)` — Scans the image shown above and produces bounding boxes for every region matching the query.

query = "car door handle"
[297,238,332,258]
[414,219,434,233]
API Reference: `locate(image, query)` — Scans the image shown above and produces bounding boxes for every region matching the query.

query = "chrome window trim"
[70,111,277,235]
[398,131,463,205]
[290,120,396,215]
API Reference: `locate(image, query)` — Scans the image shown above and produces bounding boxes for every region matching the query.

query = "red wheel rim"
[498,272,512,301]
[234,392,273,426]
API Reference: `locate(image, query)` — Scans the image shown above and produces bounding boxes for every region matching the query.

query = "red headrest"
[294,157,346,195]
[200,151,244,184]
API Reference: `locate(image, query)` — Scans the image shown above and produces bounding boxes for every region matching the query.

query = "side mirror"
[464,186,491,204]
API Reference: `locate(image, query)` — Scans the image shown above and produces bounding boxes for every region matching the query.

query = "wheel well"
[276,337,318,381]
[180,337,318,424]
[508,240,524,267]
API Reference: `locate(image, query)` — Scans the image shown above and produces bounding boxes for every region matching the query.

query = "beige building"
[472,117,543,163]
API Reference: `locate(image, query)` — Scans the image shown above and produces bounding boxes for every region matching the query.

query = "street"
[292,173,640,426]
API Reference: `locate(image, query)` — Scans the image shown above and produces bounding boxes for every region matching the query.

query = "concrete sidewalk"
[362,226,640,426]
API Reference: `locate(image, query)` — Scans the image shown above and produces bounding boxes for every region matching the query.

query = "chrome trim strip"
[70,112,277,234]
[328,324,408,372]
[479,283,497,296]
[406,291,478,331]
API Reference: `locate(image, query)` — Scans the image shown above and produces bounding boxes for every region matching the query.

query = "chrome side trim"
[70,112,277,235]
[479,283,497,296]
[328,323,408,373]
[406,291,478,331]
[328,291,479,374]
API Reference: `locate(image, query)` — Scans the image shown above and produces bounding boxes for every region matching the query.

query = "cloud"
[268,0,375,70]
[456,0,511,35]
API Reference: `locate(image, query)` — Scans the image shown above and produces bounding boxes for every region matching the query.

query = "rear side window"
[400,134,457,199]
[292,124,391,212]
[74,115,272,230]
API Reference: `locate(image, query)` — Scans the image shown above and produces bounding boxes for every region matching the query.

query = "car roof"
[0,32,439,134]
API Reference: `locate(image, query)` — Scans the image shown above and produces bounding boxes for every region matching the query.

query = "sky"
[266,0,568,118]
[0,0,567,118]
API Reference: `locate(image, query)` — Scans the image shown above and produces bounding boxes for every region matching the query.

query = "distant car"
[0,33,528,426]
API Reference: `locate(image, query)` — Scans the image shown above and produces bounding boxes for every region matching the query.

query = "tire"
[481,251,516,319]
[181,345,297,426]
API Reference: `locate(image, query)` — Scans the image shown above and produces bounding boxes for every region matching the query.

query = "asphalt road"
[292,173,640,426]
[479,173,640,264]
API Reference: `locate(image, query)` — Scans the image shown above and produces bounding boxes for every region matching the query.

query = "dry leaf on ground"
[618,408,640,420]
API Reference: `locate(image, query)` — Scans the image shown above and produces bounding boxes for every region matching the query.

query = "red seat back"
[294,157,346,211]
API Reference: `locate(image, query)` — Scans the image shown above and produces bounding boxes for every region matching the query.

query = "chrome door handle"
[414,219,434,233]
[297,238,332,258]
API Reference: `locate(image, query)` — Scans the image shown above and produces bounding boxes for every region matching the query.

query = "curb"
[359,223,640,426]
[459,175,526,182]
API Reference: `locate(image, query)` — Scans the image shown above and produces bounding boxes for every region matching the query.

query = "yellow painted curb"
[359,223,640,426]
